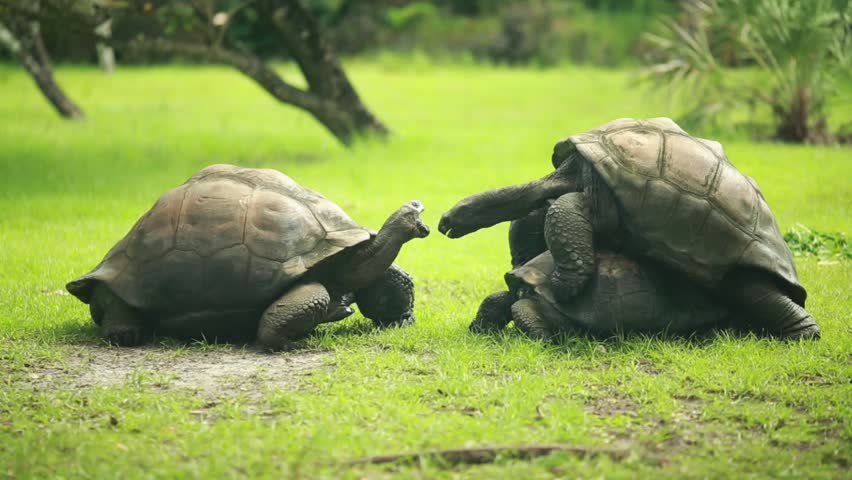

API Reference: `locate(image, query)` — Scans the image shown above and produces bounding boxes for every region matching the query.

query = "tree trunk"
[773,86,829,144]
[0,18,84,119]
[95,19,115,74]
[258,0,388,144]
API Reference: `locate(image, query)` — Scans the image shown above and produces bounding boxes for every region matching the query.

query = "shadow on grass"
[45,314,390,354]
[475,325,761,359]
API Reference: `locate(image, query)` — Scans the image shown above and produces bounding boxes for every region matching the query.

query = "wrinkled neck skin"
[327,220,408,293]
[448,166,580,236]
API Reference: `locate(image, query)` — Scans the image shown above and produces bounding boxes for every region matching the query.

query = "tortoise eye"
[407,200,425,213]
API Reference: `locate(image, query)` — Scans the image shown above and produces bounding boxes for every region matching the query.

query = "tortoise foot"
[102,326,146,347]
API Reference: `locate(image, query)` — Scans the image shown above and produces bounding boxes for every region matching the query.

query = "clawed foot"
[513,316,551,341]
[551,270,589,303]
[102,326,146,347]
[511,299,553,341]
[469,319,503,334]
[373,312,415,328]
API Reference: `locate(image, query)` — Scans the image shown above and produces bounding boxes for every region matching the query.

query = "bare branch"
[342,444,636,467]
[0,17,84,119]
[130,38,325,113]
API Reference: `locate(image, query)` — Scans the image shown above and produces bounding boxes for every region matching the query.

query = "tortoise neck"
[333,223,406,292]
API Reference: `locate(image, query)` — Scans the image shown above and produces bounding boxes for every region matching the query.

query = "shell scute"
[200,244,252,309]
[176,178,250,257]
[713,163,760,231]
[662,133,720,196]
[245,189,324,262]
[608,128,662,178]
[661,193,713,253]
[637,179,680,226]
[133,249,204,311]
[126,187,182,263]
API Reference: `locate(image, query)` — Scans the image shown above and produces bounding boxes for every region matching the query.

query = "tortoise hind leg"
[89,284,149,346]
[509,205,549,268]
[724,270,820,340]
[257,282,330,350]
[544,193,596,303]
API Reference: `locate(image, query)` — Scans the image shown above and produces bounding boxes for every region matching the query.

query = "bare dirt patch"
[584,392,640,418]
[24,345,332,400]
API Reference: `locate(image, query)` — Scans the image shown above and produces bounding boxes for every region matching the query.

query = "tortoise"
[470,250,730,339]
[439,117,819,339]
[67,164,430,349]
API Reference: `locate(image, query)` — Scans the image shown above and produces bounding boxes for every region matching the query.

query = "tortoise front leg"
[257,282,330,350]
[509,205,549,268]
[319,293,356,324]
[469,290,515,333]
[544,192,596,303]
[511,298,554,340]
[354,264,416,328]
[438,169,578,239]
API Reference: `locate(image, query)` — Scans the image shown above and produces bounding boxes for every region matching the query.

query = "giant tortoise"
[440,118,818,339]
[67,164,430,349]
[470,250,730,339]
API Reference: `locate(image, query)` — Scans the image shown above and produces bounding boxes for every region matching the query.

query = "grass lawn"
[1,62,850,479]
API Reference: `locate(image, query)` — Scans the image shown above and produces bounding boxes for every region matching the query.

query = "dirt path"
[25,345,332,400]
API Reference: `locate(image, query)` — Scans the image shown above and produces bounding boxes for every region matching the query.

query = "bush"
[784,225,851,261]
[640,0,852,143]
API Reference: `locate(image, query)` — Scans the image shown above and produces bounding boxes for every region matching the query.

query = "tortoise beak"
[416,217,430,238]
[412,200,430,238]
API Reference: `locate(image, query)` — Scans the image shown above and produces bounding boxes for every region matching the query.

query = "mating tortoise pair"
[68,118,819,348]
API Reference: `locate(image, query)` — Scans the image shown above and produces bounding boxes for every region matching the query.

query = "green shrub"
[784,224,851,260]
[640,0,852,143]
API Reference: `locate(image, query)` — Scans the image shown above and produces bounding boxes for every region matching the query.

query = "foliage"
[15,0,678,66]
[640,0,852,143]
[785,224,852,260]
[1,63,850,478]
[486,1,558,65]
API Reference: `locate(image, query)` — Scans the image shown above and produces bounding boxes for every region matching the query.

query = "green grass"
[1,62,850,479]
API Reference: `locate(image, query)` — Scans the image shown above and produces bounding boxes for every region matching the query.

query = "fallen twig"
[343,444,631,466]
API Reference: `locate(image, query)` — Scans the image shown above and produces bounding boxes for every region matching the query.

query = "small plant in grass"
[784,224,851,260]
[639,0,851,143]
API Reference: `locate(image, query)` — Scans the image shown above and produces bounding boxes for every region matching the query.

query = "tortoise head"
[551,139,581,170]
[386,200,430,240]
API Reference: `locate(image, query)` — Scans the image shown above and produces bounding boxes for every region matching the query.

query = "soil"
[24,345,332,400]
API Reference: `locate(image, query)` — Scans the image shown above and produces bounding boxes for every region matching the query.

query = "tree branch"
[130,38,327,114]
[342,444,635,467]
[257,0,389,138]
[0,16,84,119]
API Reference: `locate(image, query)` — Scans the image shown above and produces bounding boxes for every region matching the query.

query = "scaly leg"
[354,265,416,327]
[469,291,515,333]
[257,282,330,350]
[544,192,596,303]
[89,284,148,346]
[511,299,552,340]
[509,205,550,268]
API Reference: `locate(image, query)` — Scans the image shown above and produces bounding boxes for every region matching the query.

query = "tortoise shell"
[67,164,372,313]
[559,117,805,304]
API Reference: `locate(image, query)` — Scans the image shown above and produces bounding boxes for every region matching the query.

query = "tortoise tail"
[66,276,97,304]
